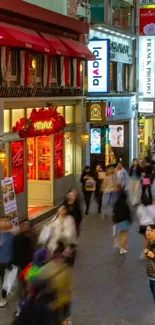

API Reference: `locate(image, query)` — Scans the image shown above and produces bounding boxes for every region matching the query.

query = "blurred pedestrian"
[144,225,155,303]
[102,166,118,219]
[113,186,132,255]
[129,158,142,205]
[0,218,15,307]
[80,166,95,215]
[115,162,129,191]
[141,157,153,204]
[94,164,105,213]
[64,190,83,237]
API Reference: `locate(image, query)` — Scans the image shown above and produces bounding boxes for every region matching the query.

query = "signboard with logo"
[140,1,155,4]
[88,39,110,93]
[89,30,133,64]
[140,9,155,35]
[86,101,106,122]
[105,97,133,121]
[139,36,155,97]
[139,101,154,113]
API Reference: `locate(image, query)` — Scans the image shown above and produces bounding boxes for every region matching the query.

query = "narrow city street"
[1,203,155,325]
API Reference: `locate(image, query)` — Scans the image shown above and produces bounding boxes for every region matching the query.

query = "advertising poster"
[54,133,64,179]
[12,141,24,194]
[140,9,155,35]
[109,125,124,147]
[1,177,18,225]
[90,128,101,154]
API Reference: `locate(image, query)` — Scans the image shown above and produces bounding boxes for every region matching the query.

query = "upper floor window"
[10,49,18,79]
[50,56,57,86]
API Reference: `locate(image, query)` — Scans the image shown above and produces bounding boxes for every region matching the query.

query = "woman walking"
[129,158,142,205]
[102,166,118,218]
[80,166,95,215]
[94,164,105,213]
[141,157,153,204]
[113,186,132,255]
[115,162,129,191]
[64,190,83,237]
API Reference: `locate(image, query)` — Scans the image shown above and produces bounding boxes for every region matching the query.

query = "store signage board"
[140,1,155,4]
[88,39,110,93]
[139,36,155,97]
[90,128,101,154]
[1,177,18,226]
[86,101,106,122]
[140,8,155,35]
[89,30,133,64]
[139,101,154,113]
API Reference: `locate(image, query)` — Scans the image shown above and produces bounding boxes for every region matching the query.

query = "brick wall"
[67,0,78,19]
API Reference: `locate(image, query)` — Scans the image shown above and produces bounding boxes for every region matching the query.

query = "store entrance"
[27,136,53,220]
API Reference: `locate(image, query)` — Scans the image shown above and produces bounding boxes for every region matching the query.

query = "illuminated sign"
[34,121,53,131]
[106,105,115,117]
[139,36,155,97]
[88,39,110,93]
[139,101,154,113]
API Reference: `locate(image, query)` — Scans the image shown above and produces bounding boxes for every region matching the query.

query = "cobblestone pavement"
[1,203,155,325]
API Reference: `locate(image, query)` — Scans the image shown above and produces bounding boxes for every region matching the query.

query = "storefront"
[86,95,134,168]
[1,98,84,222]
[138,101,155,159]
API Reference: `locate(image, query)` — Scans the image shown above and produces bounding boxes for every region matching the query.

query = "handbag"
[2,265,18,294]
[143,178,151,185]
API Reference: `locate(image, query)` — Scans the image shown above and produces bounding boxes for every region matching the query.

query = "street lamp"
[80,130,89,143]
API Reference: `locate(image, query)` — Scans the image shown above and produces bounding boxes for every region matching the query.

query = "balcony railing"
[0,87,83,98]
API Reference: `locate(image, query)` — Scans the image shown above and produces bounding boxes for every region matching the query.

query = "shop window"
[54,133,64,179]
[12,109,25,127]
[38,137,50,180]
[3,143,9,178]
[57,106,64,116]
[65,132,74,176]
[56,57,61,87]
[65,106,74,124]
[27,138,36,180]
[4,110,10,133]
[10,49,18,77]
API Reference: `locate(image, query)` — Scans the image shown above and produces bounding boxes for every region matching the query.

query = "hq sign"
[88,39,110,93]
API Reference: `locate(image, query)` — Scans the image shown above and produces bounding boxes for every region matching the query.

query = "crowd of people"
[1,156,155,323]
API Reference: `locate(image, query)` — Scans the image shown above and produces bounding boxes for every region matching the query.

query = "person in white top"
[137,196,155,259]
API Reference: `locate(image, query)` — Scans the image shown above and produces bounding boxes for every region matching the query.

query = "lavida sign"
[139,36,155,97]
[34,121,53,131]
[88,39,110,93]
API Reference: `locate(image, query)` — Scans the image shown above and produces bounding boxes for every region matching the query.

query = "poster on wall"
[109,125,124,147]
[90,128,101,154]
[54,133,64,179]
[140,9,155,35]
[1,177,18,226]
[12,141,24,194]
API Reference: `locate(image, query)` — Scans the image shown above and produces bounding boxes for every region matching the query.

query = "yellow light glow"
[31,58,37,69]
[80,63,83,73]
[0,151,6,161]
[80,131,89,143]
[34,121,52,131]
[142,5,155,8]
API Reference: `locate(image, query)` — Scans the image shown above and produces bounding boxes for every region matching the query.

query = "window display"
[65,132,74,176]
[65,106,74,124]
[90,128,101,154]
[12,109,25,127]
[27,138,36,180]
[3,144,9,178]
[109,125,124,147]
[4,110,10,133]
[38,137,50,180]
[54,133,64,179]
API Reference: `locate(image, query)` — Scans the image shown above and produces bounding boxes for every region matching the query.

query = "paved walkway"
[1,202,155,325]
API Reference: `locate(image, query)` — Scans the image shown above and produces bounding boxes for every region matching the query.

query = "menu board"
[1,177,18,225]
[12,141,24,194]
[54,133,64,179]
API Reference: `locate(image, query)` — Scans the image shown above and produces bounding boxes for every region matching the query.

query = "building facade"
[0,0,93,222]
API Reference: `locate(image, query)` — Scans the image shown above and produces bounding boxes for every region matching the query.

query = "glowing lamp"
[31,58,37,69]
[0,148,6,162]
[80,131,89,143]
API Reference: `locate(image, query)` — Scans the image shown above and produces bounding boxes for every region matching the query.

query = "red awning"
[0,23,51,53]
[59,37,95,60]
[40,33,68,56]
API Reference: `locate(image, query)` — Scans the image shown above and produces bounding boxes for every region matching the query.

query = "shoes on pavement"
[0,298,7,307]
[120,248,128,255]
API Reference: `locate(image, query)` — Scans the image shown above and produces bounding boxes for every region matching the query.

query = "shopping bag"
[2,265,18,294]
[38,224,51,245]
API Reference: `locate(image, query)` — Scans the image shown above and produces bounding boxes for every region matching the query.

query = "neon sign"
[34,121,53,131]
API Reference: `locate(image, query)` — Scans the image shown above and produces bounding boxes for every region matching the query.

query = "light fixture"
[80,62,83,73]
[31,58,37,69]
[0,143,6,163]
[80,130,89,143]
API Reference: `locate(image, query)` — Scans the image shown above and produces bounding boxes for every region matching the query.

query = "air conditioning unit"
[77,1,91,22]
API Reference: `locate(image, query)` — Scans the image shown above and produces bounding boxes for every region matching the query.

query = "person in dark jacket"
[141,157,153,204]
[145,224,155,303]
[94,164,104,213]
[129,158,143,205]
[64,190,83,237]
[80,166,95,214]
[113,186,132,255]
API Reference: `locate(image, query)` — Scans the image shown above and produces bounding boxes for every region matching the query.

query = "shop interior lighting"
[96,27,136,40]
[0,142,6,163]
[80,130,89,143]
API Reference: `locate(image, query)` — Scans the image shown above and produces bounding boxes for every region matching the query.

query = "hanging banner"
[139,36,155,97]
[1,177,18,226]
[140,8,155,35]
[12,141,24,194]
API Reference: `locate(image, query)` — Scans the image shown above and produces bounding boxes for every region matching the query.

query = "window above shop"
[4,110,10,133]
[12,109,25,127]
[65,106,74,124]
[65,132,74,176]
[112,0,133,32]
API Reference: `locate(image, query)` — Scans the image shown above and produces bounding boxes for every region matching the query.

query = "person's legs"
[148,185,153,204]
[84,192,92,214]
[0,266,7,307]
[149,279,155,303]
[98,192,103,213]
[120,230,128,254]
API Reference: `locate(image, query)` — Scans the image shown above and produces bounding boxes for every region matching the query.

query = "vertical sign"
[54,133,64,179]
[12,141,24,194]
[140,9,155,35]
[1,177,18,226]
[88,39,110,93]
[139,36,155,97]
